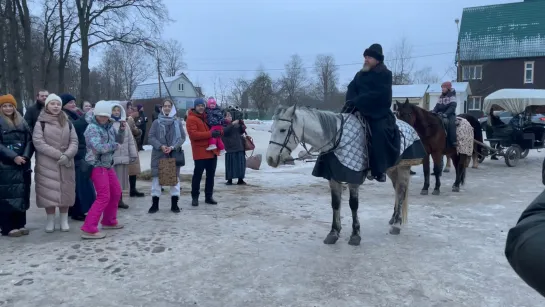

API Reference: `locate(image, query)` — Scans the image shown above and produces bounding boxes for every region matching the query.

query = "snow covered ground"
[1,120,544,306]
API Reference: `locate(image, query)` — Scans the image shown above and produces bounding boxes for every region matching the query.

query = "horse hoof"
[432,190,440,195]
[420,190,428,195]
[388,216,394,225]
[472,166,478,169]
[348,234,361,246]
[443,168,450,173]
[389,226,401,235]
[452,186,460,192]
[323,232,339,245]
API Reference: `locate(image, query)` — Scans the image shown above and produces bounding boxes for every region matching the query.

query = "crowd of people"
[0,91,249,239]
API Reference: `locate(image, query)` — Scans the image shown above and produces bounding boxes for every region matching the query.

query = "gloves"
[58,154,70,167]
[211,130,222,138]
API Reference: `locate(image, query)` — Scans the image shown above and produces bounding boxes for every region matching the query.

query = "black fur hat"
[363,43,384,62]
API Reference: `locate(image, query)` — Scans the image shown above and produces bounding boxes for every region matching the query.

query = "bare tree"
[56,0,80,93]
[248,71,275,118]
[387,36,414,85]
[229,78,250,107]
[212,76,229,107]
[75,0,169,103]
[14,0,34,105]
[412,66,440,84]
[312,54,339,104]
[158,38,186,77]
[0,0,8,93]
[279,54,307,105]
[5,0,23,107]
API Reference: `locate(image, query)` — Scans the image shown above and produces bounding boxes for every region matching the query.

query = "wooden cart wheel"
[520,148,530,159]
[505,146,521,167]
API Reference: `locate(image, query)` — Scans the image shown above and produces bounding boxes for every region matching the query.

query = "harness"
[268,108,347,162]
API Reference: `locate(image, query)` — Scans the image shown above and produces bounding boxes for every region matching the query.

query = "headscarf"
[157,104,182,147]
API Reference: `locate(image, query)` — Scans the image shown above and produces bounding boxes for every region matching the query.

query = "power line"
[183,51,456,73]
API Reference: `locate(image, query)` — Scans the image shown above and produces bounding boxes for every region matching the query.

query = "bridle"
[268,107,345,162]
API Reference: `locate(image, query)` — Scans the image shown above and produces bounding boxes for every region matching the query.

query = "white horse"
[266,105,425,246]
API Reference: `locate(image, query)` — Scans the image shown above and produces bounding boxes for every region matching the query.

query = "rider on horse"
[433,81,457,147]
[342,43,400,182]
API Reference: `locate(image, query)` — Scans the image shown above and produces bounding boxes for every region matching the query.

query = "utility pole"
[455,18,461,82]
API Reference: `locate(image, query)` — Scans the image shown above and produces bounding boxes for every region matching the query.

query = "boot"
[237,179,247,185]
[225,179,233,185]
[205,196,218,205]
[45,214,55,233]
[118,195,129,209]
[191,197,199,207]
[129,175,145,197]
[148,196,159,213]
[171,196,181,213]
[60,212,70,232]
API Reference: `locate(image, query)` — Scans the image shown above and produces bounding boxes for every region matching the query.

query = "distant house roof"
[459,0,545,61]
[131,73,198,100]
[428,82,472,96]
[392,84,429,98]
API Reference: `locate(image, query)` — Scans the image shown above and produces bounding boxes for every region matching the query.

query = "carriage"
[478,89,545,167]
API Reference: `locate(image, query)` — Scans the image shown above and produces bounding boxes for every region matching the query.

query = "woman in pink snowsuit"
[205,97,226,155]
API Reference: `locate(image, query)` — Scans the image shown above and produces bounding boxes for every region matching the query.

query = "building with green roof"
[457,0,545,116]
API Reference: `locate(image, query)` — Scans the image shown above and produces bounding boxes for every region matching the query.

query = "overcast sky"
[92,0,518,97]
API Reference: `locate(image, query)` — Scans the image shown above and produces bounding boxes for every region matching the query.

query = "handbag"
[170,148,185,167]
[243,134,255,151]
[246,153,262,170]
[158,157,178,186]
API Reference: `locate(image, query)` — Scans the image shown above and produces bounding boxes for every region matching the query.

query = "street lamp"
[455,18,461,82]
[144,41,162,98]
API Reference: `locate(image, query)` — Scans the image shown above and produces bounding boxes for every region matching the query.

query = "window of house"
[524,61,534,84]
[462,65,482,81]
[467,96,482,111]
[178,83,184,91]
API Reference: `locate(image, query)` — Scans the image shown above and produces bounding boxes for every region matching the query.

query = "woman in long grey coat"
[147,99,186,213]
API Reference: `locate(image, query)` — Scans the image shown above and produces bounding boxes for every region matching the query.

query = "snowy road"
[1,123,544,306]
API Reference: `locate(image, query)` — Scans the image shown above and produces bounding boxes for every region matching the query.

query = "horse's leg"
[421,153,431,195]
[451,154,461,192]
[472,150,479,168]
[387,167,399,225]
[324,180,343,244]
[347,183,361,246]
[453,154,468,192]
[443,155,451,173]
[389,165,410,235]
[431,152,443,195]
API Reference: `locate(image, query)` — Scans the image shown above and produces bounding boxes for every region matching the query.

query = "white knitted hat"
[94,100,112,118]
[44,94,62,108]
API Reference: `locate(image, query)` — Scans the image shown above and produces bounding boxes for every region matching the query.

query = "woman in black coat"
[222,108,247,185]
[0,94,34,237]
[61,94,96,221]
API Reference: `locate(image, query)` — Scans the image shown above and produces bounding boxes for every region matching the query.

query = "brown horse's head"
[395,98,418,126]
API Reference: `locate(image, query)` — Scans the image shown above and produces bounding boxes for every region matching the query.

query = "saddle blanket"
[332,115,424,172]
[455,117,474,156]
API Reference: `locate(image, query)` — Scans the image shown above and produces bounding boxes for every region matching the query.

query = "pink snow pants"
[81,167,122,234]
[208,125,225,151]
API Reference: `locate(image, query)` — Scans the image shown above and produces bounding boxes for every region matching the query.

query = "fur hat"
[0,94,17,108]
[94,100,113,118]
[363,43,384,62]
[45,94,62,108]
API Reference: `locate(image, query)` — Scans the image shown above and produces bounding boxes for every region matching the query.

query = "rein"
[269,111,346,162]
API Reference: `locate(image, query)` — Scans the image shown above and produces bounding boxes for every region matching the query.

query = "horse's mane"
[274,105,340,143]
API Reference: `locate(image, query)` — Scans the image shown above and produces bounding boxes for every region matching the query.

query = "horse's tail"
[402,180,409,224]
[460,155,469,185]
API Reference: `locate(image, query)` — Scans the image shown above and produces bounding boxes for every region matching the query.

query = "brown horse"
[395,99,475,195]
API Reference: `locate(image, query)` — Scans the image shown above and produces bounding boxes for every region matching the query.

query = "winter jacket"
[205,107,225,126]
[186,109,219,160]
[0,116,33,212]
[345,63,393,120]
[23,100,44,132]
[222,121,246,153]
[33,111,78,208]
[63,109,88,161]
[111,102,138,166]
[505,189,545,298]
[433,89,457,117]
[148,116,186,177]
[83,111,125,169]
[127,116,142,176]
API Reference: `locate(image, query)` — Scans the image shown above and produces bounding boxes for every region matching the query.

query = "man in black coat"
[505,187,545,298]
[23,89,49,132]
[342,43,400,182]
